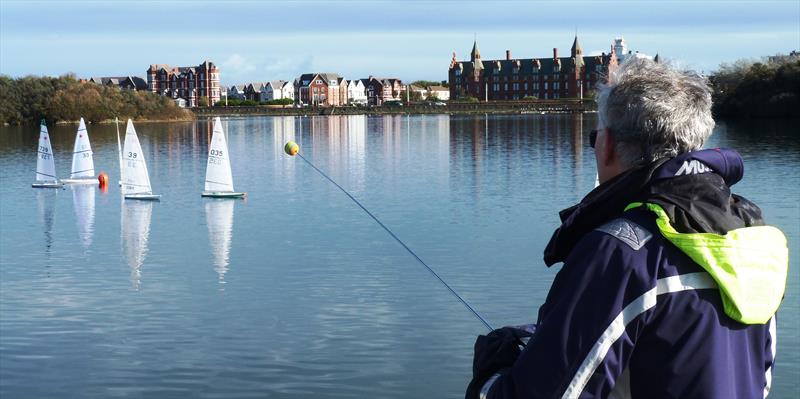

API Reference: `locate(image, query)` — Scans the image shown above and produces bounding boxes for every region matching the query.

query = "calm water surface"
[1,115,798,398]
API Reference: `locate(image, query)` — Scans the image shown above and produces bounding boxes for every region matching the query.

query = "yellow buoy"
[284,141,299,156]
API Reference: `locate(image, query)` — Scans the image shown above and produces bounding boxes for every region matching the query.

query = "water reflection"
[205,199,235,285]
[36,189,57,253]
[303,115,368,191]
[121,200,153,290]
[71,185,95,249]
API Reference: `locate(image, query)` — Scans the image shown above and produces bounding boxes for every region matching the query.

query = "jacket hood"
[629,202,788,324]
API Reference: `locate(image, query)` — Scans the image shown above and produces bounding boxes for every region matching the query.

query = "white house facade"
[347,79,367,104]
[262,80,295,101]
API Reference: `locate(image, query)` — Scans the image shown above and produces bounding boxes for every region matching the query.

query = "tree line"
[711,56,800,118]
[0,74,191,125]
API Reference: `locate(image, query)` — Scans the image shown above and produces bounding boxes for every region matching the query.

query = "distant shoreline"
[193,100,595,118]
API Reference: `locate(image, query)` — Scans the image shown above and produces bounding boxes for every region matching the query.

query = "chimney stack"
[553,48,558,59]
[506,50,512,60]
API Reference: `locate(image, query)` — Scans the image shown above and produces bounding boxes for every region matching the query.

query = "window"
[493,68,499,75]
[512,83,519,90]
[524,83,528,90]
[534,82,540,90]
[513,66,520,74]
[504,83,508,90]
[565,82,569,90]
[544,82,548,90]
[455,69,462,76]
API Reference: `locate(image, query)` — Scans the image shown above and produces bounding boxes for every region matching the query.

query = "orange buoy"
[98,172,109,187]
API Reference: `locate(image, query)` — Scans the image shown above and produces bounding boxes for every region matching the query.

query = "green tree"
[197,96,209,107]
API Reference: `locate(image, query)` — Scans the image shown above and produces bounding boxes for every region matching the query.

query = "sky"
[1,0,798,86]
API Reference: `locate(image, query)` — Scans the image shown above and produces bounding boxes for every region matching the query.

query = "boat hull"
[32,181,63,188]
[61,178,97,185]
[202,191,246,199]
[124,193,161,201]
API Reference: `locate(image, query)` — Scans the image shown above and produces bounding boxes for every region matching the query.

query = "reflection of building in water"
[37,190,57,253]
[71,185,96,249]
[270,116,297,190]
[570,114,588,194]
[121,201,153,290]
[205,199,235,285]
[306,115,368,192]
[448,114,589,201]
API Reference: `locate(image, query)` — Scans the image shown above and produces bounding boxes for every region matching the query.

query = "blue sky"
[1,0,798,85]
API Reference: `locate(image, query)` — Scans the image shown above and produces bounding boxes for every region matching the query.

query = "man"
[467,58,788,398]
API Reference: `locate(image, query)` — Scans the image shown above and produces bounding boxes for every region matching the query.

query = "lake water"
[1,114,798,398]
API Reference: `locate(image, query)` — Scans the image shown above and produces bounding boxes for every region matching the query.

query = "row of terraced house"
[227,74,433,106]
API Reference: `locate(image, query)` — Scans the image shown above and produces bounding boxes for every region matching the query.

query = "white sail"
[205,199,235,284]
[35,122,58,182]
[70,118,95,178]
[121,119,153,195]
[121,200,153,290]
[204,117,235,192]
[71,185,96,249]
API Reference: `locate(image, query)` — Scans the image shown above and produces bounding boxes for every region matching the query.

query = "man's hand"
[465,326,534,399]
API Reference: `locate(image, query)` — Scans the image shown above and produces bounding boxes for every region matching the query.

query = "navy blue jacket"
[482,149,785,398]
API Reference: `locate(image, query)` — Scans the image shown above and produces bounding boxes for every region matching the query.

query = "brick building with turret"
[448,36,618,101]
[146,61,221,107]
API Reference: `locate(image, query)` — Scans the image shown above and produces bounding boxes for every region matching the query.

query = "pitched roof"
[571,35,582,55]
[267,80,288,89]
[471,40,481,60]
[130,76,148,90]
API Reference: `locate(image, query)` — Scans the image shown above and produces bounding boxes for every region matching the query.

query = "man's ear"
[600,128,615,166]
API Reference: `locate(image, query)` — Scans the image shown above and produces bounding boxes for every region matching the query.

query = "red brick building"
[449,36,617,101]
[146,61,221,107]
[295,73,345,106]
[362,76,403,106]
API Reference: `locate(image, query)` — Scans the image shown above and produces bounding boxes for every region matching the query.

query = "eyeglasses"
[589,129,597,148]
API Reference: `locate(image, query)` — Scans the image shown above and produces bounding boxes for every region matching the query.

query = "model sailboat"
[121,119,160,200]
[32,120,63,188]
[61,118,96,184]
[202,117,246,198]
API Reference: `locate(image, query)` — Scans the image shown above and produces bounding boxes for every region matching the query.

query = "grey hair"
[596,58,715,166]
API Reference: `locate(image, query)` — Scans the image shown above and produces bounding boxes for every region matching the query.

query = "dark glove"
[465,326,533,399]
